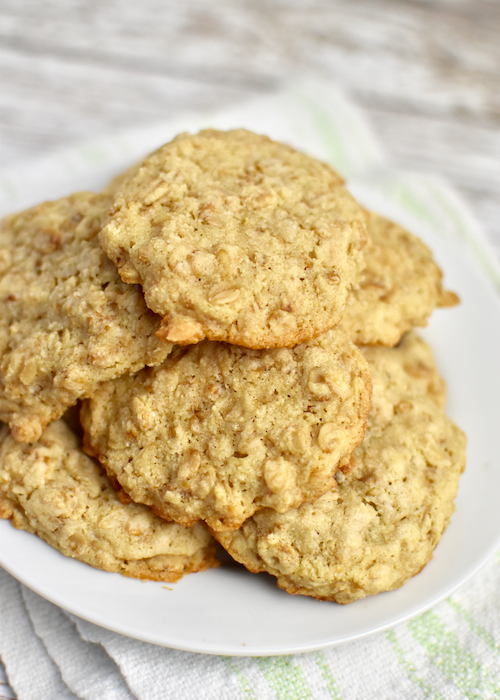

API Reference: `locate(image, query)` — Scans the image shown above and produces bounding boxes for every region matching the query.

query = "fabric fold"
[0,567,79,700]
[72,617,246,700]
[21,588,136,700]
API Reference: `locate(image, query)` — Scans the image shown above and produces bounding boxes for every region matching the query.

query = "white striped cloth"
[1,83,499,700]
[1,554,499,700]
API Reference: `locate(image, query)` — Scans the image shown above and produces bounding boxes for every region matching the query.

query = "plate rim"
[1,133,500,657]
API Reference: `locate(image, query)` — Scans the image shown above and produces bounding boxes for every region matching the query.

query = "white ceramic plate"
[1,128,500,657]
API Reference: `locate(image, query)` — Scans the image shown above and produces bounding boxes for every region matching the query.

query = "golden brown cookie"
[362,331,447,417]
[343,212,459,346]
[215,335,465,603]
[0,192,173,443]
[100,129,367,348]
[0,421,219,581]
[81,327,372,531]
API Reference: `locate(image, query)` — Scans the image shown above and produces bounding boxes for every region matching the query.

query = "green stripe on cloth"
[383,182,443,229]
[314,652,343,700]
[257,656,312,700]
[291,86,384,178]
[409,610,500,699]
[386,629,446,700]
[372,177,500,290]
[298,96,353,176]
[448,599,500,655]
[421,184,500,290]
[223,658,258,700]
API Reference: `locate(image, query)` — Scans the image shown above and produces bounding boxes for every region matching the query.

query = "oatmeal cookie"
[0,192,172,443]
[0,421,219,580]
[100,129,367,348]
[215,334,465,603]
[343,212,459,346]
[362,331,447,416]
[82,327,372,531]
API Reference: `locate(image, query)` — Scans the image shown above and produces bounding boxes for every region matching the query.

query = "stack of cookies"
[0,129,466,602]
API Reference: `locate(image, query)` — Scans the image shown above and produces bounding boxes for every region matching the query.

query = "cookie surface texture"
[0,192,172,443]
[0,421,219,581]
[215,334,466,603]
[82,327,372,531]
[362,331,447,417]
[342,212,458,346]
[100,129,367,348]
